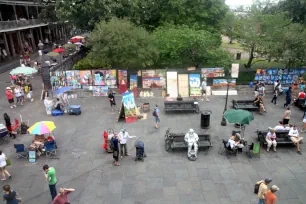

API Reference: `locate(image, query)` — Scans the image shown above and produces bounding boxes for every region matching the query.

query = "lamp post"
[221,75,231,126]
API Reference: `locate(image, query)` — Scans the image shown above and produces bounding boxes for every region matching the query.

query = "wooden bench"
[256,130,294,145]
[164,100,199,114]
[232,100,260,111]
[165,128,211,151]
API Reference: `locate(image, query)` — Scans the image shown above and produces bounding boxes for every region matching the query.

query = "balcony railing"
[0,19,47,30]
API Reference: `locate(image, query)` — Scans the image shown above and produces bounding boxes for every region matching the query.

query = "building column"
[62,26,66,41]
[39,27,43,41]
[0,11,3,21]
[3,33,10,57]
[48,26,52,43]
[36,6,39,18]
[13,5,18,20]
[17,31,23,52]
[8,33,16,56]
[26,6,30,19]
[30,29,36,50]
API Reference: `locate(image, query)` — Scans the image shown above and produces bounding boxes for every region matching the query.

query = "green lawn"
[234,59,286,70]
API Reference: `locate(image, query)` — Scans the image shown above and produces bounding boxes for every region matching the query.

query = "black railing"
[0,19,46,30]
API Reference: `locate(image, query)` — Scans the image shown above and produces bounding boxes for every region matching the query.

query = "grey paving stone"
[200,180,216,191]
[121,184,137,199]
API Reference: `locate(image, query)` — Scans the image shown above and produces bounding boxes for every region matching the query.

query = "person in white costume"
[184,129,199,159]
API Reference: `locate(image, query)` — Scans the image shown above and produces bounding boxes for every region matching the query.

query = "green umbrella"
[46,52,60,57]
[223,109,254,125]
[10,66,37,75]
[63,44,76,49]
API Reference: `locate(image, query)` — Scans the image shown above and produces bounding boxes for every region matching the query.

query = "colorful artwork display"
[93,86,109,96]
[79,70,92,85]
[66,70,80,88]
[130,75,137,90]
[93,70,117,88]
[50,71,65,90]
[142,69,166,88]
[213,79,236,87]
[201,68,225,78]
[189,74,201,96]
[122,92,137,123]
[118,70,128,94]
[254,68,306,85]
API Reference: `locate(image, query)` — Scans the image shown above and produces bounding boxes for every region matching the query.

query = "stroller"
[134,141,146,162]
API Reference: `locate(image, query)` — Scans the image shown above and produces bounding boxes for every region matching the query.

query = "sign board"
[231,64,239,78]
[213,79,236,87]
[201,68,225,78]
[118,70,128,94]
[166,72,178,97]
[122,92,137,123]
[189,74,201,96]
[28,150,36,163]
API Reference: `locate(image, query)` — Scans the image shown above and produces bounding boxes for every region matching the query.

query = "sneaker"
[201,99,204,101]
[273,148,276,152]
[297,151,302,155]
[125,154,130,156]
[267,148,269,152]
[206,99,210,102]
[120,156,123,159]
[1,178,6,181]
[31,99,34,102]
[8,176,11,179]
[10,106,13,109]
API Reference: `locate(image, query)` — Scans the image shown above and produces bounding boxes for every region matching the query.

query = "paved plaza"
[0,72,306,204]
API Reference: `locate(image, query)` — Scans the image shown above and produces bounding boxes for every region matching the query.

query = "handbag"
[5,159,11,166]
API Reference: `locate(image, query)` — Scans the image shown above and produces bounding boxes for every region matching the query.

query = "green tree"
[84,18,158,69]
[153,24,232,68]
[278,0,306,24]
[221,11,238,43]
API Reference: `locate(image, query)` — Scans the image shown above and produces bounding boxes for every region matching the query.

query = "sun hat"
[271,185,279,191]
[6,87,11,90]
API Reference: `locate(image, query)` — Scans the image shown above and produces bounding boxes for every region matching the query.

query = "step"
[212,90,238,95]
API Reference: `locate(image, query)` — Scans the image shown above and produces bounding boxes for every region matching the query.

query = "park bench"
[232,100,260,112]
[164,128,211,151]
[294,98,306,109]
[256,129,294,145]
[164,100,199,114]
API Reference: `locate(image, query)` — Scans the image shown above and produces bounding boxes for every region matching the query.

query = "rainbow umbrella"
[28,121,56,135]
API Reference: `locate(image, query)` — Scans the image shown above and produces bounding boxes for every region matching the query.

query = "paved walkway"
[0,70,305,203]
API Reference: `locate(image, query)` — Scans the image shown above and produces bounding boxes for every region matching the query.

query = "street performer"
[184,129,199,160]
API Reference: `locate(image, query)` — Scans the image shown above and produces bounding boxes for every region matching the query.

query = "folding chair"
[14,144,28,159]
[44,140,57,157]
[248,143,260,158]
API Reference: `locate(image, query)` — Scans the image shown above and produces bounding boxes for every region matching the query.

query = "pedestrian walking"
[118,129,136,159]
[14,85,23,106]
[258,83,265,98]
[52,187,75,204]
[111,135,120,166]
[43,164,57,200]
[153,104,160,129]
[0,150,11,181]
[282,107,291,125]
[5,87,16,109]
[108,91,116,111]
[26,81,34,102]
[256,178,272,204]
[284,87,292,108]
[4,113,15,139]
[2,185,21,204]
[266,185,279,204]
[271,80,281,105]
[201,77,209,102]
[254,81,260,97]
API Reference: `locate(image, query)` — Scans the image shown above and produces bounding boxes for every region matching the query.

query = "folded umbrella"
[28,121,56,135]
[10,66,37,75]
[54,86,73,95]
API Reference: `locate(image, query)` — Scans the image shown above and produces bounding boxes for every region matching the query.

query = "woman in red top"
[5,87,16,108]
[52,188,75,204]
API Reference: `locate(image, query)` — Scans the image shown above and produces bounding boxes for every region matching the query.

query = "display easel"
[117,103,125,122]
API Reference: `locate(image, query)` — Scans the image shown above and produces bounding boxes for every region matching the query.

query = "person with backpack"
[284,86,292,108]
[111,134,120,166]
[153,105,160,129]
[255,178,272,204]
[271,80,281,105]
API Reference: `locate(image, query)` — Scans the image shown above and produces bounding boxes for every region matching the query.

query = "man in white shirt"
[274,121,284,130]
[288,125,303,154]
[118,129,136,159]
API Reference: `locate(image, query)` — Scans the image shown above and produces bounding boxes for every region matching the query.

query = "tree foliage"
[153,25,232,68]
[221,11,238,43]
[85,18,158,69]
[278,0,306,24]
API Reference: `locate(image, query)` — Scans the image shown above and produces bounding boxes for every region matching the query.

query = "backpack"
[24,85,29,93]
[110,137,115,149]
[254,182,263,194]
[152,110,157,117]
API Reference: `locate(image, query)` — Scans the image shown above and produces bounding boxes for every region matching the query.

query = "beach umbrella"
[10,66,37,75]
[224,109,254,125]
[28,121,56,135]
[46,52,60,57]
[54,86,73,95]
[63,44,76,49]
[53,48,65,53]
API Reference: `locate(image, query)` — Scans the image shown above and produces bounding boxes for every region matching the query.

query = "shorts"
[155,116,160,123]
[255,91,259,96]
[303,118,306,123]
[8,99,14,104]
[201,89,206,95]
[283,119,290,125]
[290,136,303,144]
[16,96,22,102]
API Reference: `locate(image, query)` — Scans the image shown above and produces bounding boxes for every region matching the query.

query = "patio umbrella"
[63,44,76,49]
[10,66,37,75]
[223,109,254,137]
[28,121,56,135]
[72,36,84,39]
[46,52,60,57]
[53,48,65,53]
[54,86,73,95]
[70,38,82,43]
[74,42,83,45]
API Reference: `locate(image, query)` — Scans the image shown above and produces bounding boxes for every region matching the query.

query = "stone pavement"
[0,72,306,204]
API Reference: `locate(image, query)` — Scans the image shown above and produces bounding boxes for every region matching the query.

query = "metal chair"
[44,140,57,157]
[14,144,28,159]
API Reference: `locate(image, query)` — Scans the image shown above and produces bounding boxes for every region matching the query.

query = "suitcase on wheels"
[68,105,81,115]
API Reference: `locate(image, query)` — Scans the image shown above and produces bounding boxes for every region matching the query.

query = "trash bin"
[201,110,212,129]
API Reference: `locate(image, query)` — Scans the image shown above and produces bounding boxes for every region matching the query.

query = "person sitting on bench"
[54,98,64,111]
[266,128,277,152]
[288,125,303,155]
[254,96,266,114]
[274,121,285,130]
[294,90,305,104]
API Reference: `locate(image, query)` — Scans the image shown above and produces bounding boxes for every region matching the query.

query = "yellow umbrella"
[28,121,56,134]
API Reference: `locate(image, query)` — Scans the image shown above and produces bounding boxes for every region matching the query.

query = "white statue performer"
[184,129,199,159]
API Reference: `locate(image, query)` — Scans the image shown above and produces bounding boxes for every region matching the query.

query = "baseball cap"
[265,178,272,183]
[6,87,11,90]
[271,185,279,191]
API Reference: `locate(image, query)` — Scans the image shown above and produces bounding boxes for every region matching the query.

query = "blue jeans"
[49,183,57,200]
[258,199,265,204]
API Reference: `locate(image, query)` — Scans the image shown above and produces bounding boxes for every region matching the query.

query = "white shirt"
[289,128,299,137]
[284,126,291,130]
[274,125,284,130]
[118,131,133,144]
[227,139,236,149]
[201,81,207,89]
[0,153,6,168]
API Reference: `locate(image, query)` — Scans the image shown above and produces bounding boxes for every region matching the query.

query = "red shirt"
[299,92,305,99]
[5,90,13,100]
[52,191,70,204]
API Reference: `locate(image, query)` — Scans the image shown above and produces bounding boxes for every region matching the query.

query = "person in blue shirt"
[154,105,160,129]
[111,135,120,166]
[284,86,292,108]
